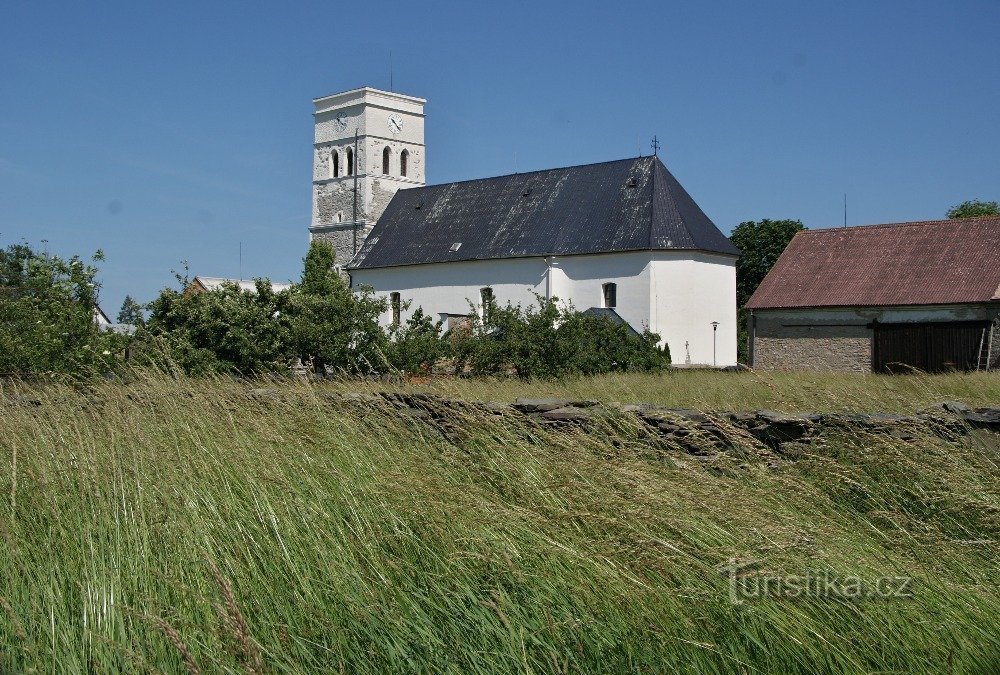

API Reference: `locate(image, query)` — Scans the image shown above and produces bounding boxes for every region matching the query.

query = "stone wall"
[753,323,872,372]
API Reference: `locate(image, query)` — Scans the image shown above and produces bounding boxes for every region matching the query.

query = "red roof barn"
[747,217,1000,372]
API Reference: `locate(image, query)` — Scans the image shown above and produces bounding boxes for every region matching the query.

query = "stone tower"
[309,87,426,267]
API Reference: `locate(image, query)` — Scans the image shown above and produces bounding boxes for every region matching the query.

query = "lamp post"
[710,321,719,367]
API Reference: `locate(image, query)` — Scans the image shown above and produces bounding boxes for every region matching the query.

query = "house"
[306,87,740,366]
[745,216,1000,372]
[184,276,293,296]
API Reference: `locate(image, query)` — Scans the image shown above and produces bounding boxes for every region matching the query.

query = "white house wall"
[650,252,738,367]
[351,250,737,367]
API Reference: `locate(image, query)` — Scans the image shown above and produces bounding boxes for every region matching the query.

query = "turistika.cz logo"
[721,559,914,605]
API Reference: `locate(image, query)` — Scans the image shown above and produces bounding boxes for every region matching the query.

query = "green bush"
[451,295,669,378]
[386,307,447,374]
[0,243,123,376]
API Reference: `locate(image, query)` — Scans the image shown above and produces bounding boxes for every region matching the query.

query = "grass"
[0,371,998,673]
[341,369,1000,414]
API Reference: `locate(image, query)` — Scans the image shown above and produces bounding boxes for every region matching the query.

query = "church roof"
[347,156,738,269]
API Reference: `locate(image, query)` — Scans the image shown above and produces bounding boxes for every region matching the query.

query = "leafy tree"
[946,199,999,219]
[450,295,669,378]
[143,279,292,375]
[386,307,447,374]
[117,294,145,326]
[729,219,806,364]
[287,240,388,374]
[0,243,122,375]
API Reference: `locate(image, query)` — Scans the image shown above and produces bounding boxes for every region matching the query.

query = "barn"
[745,216,1000,373]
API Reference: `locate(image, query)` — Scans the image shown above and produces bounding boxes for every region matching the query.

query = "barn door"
[873,321,990,373]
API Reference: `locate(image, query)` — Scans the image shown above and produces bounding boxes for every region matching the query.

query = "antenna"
[651,135,660,157]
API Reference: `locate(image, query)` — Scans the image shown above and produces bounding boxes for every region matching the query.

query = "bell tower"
[308,87,426,266]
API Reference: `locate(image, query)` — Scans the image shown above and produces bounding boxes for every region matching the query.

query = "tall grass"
[1,372,998,672]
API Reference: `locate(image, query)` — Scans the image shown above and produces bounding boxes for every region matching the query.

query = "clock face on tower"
[333,115,347,132]
[388,114,403,135]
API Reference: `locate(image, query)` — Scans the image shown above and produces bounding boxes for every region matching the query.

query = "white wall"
[351,250,738,366]
[649,252,737,366]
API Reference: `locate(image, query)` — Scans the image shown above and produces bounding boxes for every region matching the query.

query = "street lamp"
[710,321,719,367]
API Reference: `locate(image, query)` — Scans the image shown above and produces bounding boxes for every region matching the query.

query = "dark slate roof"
[746,216,1000,310]
[348,156,739,269]
[582,307,641,336]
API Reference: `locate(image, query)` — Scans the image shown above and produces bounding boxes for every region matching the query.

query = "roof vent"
[414,200,423,210]
[626,177,638,188]
[449,242,462,252]
[522,188,532,197]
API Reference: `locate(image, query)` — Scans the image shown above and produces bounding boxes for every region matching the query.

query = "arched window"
[331,150,339,178]
[602,283,617,308]
[382,146,391,175]
[400,149,409,177]
[346,147,354,176]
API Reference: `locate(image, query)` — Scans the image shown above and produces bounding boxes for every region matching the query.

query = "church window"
[346,147,354,176]
[331,150,339,178]
[400,149,409,177]
[603,282,617,309]
[390,292,401,327]
[480,287,494,323]
[383,146,391,175]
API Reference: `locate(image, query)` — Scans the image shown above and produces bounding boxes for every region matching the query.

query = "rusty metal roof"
[746,216,1000,309]
[348,156,739,269]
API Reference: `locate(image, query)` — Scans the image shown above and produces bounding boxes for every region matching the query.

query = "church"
[308,87,739,367]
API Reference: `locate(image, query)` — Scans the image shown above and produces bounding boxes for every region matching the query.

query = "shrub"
[0,243,123,376]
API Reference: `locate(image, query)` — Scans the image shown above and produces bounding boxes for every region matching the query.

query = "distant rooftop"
[189,276,293,294]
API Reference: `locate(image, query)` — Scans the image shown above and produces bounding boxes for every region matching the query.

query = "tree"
[730,219,806,309]
[946,200,999,219]
[287,240,388,374]
[143,279,292,375]
[117,294,144,326]
[729,219,806,363]
[0,243,122,375]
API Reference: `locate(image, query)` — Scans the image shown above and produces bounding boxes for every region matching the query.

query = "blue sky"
[2,0,999,314]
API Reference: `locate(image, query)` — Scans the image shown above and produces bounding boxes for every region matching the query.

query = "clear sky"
[2,0,999,315]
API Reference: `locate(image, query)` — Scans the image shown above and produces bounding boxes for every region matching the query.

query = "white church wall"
[550,253,652,329]
[351,257,548,327]
[649,252,737,366]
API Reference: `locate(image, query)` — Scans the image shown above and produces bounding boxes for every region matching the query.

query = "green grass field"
[1,371,998,673]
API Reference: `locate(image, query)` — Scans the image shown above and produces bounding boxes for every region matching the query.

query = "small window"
[480,287,494,323]
[336,212,343,223]
[346,147,354,176]
[603,282,617,308]
[400,149,409,177]
[390,292,401,327]
[382,146,391,175]
[449,242,462,252]
[331,150,339,178]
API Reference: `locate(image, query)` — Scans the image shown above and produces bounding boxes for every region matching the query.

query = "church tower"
[309,87,426,266]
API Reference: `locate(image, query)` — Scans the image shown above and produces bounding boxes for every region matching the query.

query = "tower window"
[346,147,354,176]
[332,150,339,178]
[390,292,401,327]
[400,149,409,177]
[382,146,391,175]
[480,287,494,323]
[603,282,617,309]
